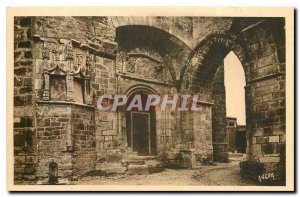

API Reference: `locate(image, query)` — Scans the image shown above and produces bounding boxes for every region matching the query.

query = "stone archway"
[111,16,193,49]
[124,86,159,156]
[181,32,249,84]
[182,33,251,162]
[115,24,192,83]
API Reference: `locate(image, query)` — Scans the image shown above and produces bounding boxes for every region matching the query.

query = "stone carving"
[116,50,127,72]
[42,60,52,71]
[128,48,163,63]
[42,43,51,60]
[74,54,84,71]
[50,78,66,101]
[39,40,91,104]
[51,43,58,53]
[42,73,50,100]
[42,42,62,61]
[85,54,93,76]
[153,63,163,71]
[86,54,92,68]
[126,58,136,73]
[65,41,74,60]
[122,48,171,81]
[126,56,164,80]
[42,65,67,101]
[66,74,74,101]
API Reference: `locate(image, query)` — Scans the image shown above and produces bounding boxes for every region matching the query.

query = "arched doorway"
[224,51,246,126]
[211,50,247,162]
[125,90,157,156]
[184,34,249,162]
[224,51,247,154]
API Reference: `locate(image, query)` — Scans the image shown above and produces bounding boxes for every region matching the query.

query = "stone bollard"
[179,149,195,168]
[48,161,58,184]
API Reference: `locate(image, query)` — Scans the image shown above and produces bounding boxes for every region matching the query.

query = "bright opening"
[224,51,246,125]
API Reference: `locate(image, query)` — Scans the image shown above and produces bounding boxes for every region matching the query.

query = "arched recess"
[124,84,159,98]
[111,16,193,49]
[123,85,159,156]
[224,51,247,153]
[115,25,192,85]
[182,33,252,162]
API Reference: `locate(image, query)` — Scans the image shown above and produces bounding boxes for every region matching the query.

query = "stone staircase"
[95,150,163,175]
[124,150,163,175]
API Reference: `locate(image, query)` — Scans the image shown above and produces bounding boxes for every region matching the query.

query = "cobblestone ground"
[73,161,259,186]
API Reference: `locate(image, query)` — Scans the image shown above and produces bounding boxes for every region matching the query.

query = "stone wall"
[35,105,73,179]
[14,17,36,182]
[13,16,286,182]
[34,104,96,180]
[71,106,96,176]
[193,17,233,45]
[14,16,119,182]
[95,111,123,162]
[240,19,286,179]
[192,108,214,162]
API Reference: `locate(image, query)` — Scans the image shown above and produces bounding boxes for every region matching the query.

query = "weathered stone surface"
[259,156,280,163]
[13,16,286,182]
[95,162,126,174]
[127,164,149,175]
[268,136,280,143]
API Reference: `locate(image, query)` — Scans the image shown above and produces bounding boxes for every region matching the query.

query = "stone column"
[66,74,74,101]
[84,77,90,104]
[42,72,50,101]
[211,62,229,162]
[245,84,252,160]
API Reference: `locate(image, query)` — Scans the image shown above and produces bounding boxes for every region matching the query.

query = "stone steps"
[228,152,244,157]
[124,151,163,175]
[127,164,149,175]
[127,155,156,160]
[146,160,164,174]
[95,162,127,174]
[127,160,145,165]
[94,149,164,175]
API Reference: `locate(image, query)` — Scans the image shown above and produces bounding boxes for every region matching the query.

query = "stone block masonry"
[35,105,73,179]
[14,17,36,182]
[13,16,286,184]
[71,106,96,176]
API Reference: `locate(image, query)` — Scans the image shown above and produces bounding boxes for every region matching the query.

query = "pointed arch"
[180,32,250,91]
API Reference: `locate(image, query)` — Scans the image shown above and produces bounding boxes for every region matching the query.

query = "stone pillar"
[84,77,90,104]
[42,72,50,100]
[66,74,74,101]
[245,84,252,160]
[193,107,213,162]
[211,62,229,162]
